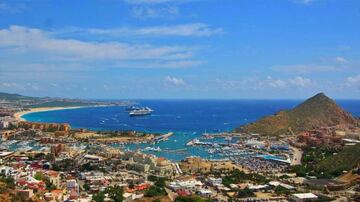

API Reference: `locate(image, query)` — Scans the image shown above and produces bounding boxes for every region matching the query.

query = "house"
[47,171,61,188]
[207,177,222,186]
[290,193,318,202]
[17,189,34,200]
[198,189,212,198]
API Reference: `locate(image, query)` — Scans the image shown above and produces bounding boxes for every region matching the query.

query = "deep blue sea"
[22,100,360,161]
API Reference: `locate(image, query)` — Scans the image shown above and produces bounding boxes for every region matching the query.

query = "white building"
[291,193,318,202]
[169,180,203,192]
[207,177,222,186]
[198,189,212,198]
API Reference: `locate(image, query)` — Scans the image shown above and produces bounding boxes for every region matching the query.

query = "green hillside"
[316,144,360,175]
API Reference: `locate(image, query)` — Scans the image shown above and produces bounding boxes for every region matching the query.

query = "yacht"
[142,146,161,152]
[18,146,33,152]
[129,107,153,116]
[125,106,139,111]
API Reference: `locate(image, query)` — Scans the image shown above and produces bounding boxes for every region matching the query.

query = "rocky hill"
[236,93,357,135]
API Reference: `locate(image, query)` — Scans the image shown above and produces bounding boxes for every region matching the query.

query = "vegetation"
[237,188,255,198]
[222,169,268,188]
[0,175,15,191]
[317,144,360,175]
[145,185,167,197]
[175,196,210,202]
[291,146,338,178]
[274,186,291,195]
[145,176,167,197]
[26,100,93,108]
[52,159,75,171]
[83,183,90,191]
[92,191,105,202]
[107,185,124,202]
[0,92,103,109]
[237,93,357,135]
[148,175,167,187]
[92,185,124,202]
[34,172,45,181]
[291,144,360,178]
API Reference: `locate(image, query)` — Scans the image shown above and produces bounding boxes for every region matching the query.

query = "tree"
[145,186,166,197]
[45,179,56,191]
[107,185,124,202]
[154,178,166,188]
[83,183,90,191]
[92,191,105,202]
[237,188,255,198]
[274,186,291,195]
[34,172,45,181]
[45,153,55,162]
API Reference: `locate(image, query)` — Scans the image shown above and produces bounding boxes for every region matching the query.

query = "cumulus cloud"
[288,76,312,87]
[346,75,360,86]
[335,56,349,64]
[85,23,223,37]
[266,76,287,88]
[165,76,185,86]
[0,25,194,61]
[267,76,313,88]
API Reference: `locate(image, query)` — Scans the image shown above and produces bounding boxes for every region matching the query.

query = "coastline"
[14,106,91,121]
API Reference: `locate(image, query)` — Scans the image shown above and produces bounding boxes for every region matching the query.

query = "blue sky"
[0,0,359,99]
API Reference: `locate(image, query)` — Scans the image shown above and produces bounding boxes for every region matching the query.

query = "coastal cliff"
[236,93,357,135]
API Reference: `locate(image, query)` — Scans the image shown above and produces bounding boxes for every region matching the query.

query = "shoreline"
[14,106,101,121]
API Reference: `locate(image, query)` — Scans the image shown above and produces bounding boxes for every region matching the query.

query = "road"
[290,146,303,166]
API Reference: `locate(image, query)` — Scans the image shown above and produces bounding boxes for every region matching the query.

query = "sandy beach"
[14,106,86,121]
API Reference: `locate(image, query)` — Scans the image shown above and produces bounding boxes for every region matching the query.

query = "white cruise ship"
[129,107,153,116]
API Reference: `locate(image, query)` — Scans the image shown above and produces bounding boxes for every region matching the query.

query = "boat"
[207,148,216,154]
[142,146,161,152]
[125,106,139,111]
[186,139,200,146]
[129,107,153,116]
[18,146,33,152]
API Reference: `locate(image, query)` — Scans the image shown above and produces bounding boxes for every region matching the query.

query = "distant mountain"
[0,92,103,108]
[236,93,358,135]
[0,92,36,100]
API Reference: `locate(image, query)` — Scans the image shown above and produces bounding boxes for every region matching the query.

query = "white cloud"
[346,75,360,86]
[266,76,287,88]
[86,23,223,37]
[165,76,185,86]
[131,6,179,18]
[115,60,205,68]
[272,64,338,74]
[288,76,312,87]
[0,26,197,61]
[1,82,17,88]
[218,76,313,90]
[335,56,349,64]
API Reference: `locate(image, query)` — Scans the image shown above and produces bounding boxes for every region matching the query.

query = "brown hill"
[236,93,357,135]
